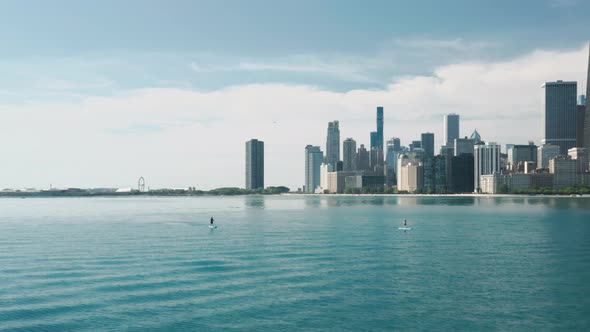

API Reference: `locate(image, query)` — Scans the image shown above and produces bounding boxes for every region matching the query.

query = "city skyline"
[1,2,590,190]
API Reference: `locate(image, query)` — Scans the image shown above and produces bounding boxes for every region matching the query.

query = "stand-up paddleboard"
[209,225,217,229]
[398,227,412,230]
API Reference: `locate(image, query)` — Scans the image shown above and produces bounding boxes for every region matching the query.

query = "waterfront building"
[480,173,553,194]
[444,113,460,146]
[397,154,423,193]
[320,163,330,193]
[537,144,561,169]
[568,147,589,173]
[454,137,475,156]
[474,142,501,193]
[325,121,340,167]
[355,144,371,172]
[327,171,357,193]
[421,133,435,159]
[542,80,577,154]
[342,138,357,171]
[550,156,578,189]
[245,139,264,190]
[305,145,323,193]
[450,154,474,193]
[422,157,434,193]
[345,175,386,191]
[433,155,448,194]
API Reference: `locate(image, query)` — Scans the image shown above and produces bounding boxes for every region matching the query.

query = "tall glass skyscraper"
[444,114,460,146]
[305,145,323,193]
[245,139,264,190]
[370,107,384,150]
[542,80,577,155]
[342,138,357,171]
[421,132,435,159]
[325,121,340,167]
[584,44,590,152]
[385,138,400,186]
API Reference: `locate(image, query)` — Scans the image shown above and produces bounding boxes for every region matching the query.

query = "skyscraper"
[537,144,561,169]
[385,137,401,186]
[509,143,538,166]
[342,138,357,171]
[542,80,577,154]
[370,106,384,150]
[305,145,323,193]
[444,114,460,146]
[325,121,340,167]
[579,98,586,147]
[355,144,370,172]
[421,132,435,159]
[474,142,501,193]
[245,139,264,190]
[454,137,475,156]
[584,43,590,152]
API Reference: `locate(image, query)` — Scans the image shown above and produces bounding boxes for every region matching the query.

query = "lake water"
[1,196,589,331]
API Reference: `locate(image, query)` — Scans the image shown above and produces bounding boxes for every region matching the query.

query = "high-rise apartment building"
[245,139,264,190]
[421,132,435,159]
[305,145,323,193]
[325,121,340,167]
[474,142,501,193]
[444,114,460,146]
[342,138,357,171]
[542,80,577,154]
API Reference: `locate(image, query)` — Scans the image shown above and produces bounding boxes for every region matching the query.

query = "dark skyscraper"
[542,80,577,155]
[444,114,460,146]
[325,121,340,167]
[245,139,264,190]
[370,106,384,150]
[576,102,585,147]
[343,138,357,171]
[355,144,370,172]
[421,132,435,159]
[305,145,323,193]
[584,44,590,151]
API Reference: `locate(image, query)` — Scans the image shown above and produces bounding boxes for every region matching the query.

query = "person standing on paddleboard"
[210,217,214,226]
[403,219,407,227]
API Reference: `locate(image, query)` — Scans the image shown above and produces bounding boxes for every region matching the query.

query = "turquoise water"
[1,196,590,331]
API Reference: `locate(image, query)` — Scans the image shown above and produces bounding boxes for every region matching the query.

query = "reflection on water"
[244,195,265,208]
[274,195,590,211]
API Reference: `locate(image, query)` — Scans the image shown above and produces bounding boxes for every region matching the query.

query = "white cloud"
[0,44,587,190]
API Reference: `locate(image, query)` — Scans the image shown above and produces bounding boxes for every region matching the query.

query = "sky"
[0,0,589,190]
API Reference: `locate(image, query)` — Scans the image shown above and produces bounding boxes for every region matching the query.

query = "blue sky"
[0,1,589,189]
